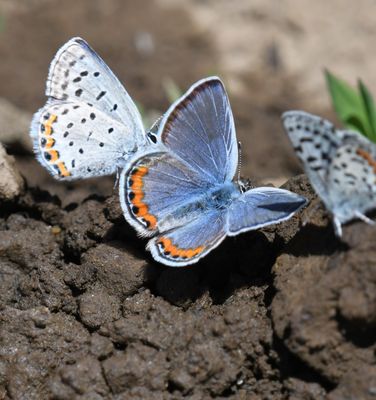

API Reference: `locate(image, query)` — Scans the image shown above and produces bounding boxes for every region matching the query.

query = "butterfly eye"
[147,132,157,144]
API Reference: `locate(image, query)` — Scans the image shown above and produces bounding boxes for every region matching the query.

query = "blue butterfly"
[120,77,307,266]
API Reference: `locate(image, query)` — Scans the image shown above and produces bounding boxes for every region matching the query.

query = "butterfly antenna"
[149,115,163,135]
[147,114,164,144]
[237,141,247,193]
[237,141,242,183]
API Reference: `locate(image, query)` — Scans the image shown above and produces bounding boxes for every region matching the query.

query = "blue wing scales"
[227,187,307,235]
[158,77,238,184]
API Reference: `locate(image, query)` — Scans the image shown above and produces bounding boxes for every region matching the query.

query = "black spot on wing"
[344,172,356,179]
[322,133,338,148]
[96,91,106,100]
[300,137,314,143]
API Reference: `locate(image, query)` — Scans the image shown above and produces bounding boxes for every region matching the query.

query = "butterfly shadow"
[281,222,347,257]
[149,229,280,307]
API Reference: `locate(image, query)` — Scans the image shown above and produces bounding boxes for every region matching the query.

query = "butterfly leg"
[354,211,375,226]
[114,167,121,189]
[332,216,343,237]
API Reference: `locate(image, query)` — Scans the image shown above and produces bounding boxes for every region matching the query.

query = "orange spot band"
[45,137,55,149]
[158,237,204,259]
[47,150,59,163]
[43,114,57,136]
[57,162,71,177]
[129,166,157,229]
[144,214,157,228]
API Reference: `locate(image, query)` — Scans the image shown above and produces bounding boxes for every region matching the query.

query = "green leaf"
[325,70,373,138]
[358,79,376,142]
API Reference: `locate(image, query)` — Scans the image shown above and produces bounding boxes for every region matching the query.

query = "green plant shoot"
[325,70,376,142]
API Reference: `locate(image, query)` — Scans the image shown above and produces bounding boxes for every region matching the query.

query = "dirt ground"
[1,1,376,399]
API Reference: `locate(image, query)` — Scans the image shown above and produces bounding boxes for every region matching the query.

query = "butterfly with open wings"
[120,77,307,266]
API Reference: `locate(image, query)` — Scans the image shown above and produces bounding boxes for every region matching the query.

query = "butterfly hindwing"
[147,210,227,267]
[31,101,139,179]
[327,134,376,220]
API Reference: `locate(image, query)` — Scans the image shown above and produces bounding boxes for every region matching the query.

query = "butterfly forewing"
[31,101,136,179]
[46,37,144,138]
[158,77,238,185]
[282,111,342,199]
[227,187,307,235]
[119,151,207,237]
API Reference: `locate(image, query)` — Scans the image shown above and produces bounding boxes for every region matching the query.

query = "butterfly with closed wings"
[282,110,376,237]
[30,37,152,180]
[120,77,307,266]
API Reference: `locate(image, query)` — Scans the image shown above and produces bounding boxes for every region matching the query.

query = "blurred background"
[0,0,375,204]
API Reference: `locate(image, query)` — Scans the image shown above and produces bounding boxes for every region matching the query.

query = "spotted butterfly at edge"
[30,37,156,180]
[119,77,307,266]
[282,110,376,237]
